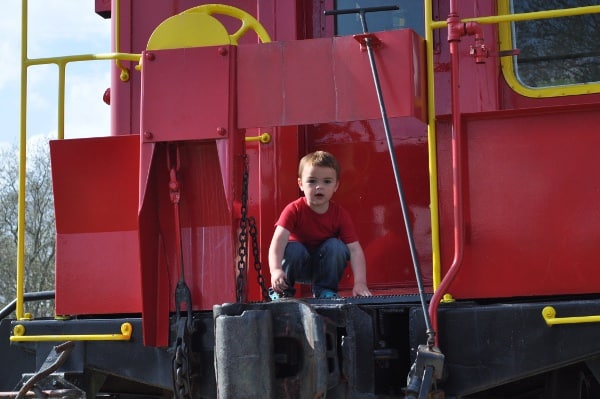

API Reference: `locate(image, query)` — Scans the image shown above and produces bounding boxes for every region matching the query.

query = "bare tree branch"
[0,140,55,318]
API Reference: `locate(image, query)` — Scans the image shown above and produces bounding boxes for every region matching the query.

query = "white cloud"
[28,0,111,57]
[0,0,111,146]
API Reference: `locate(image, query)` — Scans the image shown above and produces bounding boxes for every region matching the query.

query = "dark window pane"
[334,0,424,36]
[512,0,600,87]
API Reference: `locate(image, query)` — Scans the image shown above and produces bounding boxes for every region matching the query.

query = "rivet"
[143,131,153,139]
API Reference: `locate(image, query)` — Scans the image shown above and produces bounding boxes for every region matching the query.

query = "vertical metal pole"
[16,0,30,321]
[356,10,434,342]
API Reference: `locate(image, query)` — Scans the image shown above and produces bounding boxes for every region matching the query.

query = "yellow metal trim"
[147,4,272,50]
[147,13,233,50]
[114,0,131,81]
[16,0,28,321]
[245,132,271,144]
[424,0,442,291]
[497,2,600,98]
[184,4,272,44]
[542,306,600,326]
[10,322,133,342]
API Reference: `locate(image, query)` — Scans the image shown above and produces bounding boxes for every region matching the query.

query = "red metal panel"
[433,0,499,115]
[237,29,426,128]
[437,106,600,299]
[50,135,141,315]
[140,46,234,142]
[55,232,141,314]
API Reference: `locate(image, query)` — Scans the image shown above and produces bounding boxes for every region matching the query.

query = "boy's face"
[298,164,339,212]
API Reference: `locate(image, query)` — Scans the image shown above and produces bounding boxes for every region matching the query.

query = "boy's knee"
[320,238,349,259]
[283,241,310,262]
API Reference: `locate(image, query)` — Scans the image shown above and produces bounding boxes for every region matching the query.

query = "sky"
[0,0,112,148]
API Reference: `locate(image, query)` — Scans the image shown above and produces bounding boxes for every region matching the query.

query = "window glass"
[334,0,424,36]
[512,0,600,87]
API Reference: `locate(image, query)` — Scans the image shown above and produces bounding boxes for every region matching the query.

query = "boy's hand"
[352,282,372,297]
[271,268,289,293]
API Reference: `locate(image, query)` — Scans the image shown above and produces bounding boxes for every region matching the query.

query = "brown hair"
[298,151,340,179]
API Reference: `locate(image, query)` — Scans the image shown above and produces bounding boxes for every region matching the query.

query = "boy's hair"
[298,151,340,179]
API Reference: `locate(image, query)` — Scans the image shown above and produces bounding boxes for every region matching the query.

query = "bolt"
[218,47,228,56]
[217,127,227,136]
[143,131,153,139]
[103,88,110,105]
[145,52,155,61]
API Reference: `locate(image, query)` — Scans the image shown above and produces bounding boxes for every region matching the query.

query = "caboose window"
[334,0,424,36]
[510,0,600,88]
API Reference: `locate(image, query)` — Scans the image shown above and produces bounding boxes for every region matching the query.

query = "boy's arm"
[268,225,291,292]
[347,241,372,296]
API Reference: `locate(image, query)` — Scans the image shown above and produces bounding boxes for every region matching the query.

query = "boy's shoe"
[268,287,295,301]
[317,289,339,299]
[268,288,280,301]
[269,287,285,301]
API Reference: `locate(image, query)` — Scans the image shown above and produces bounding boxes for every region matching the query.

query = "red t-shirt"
[275,197,359,250]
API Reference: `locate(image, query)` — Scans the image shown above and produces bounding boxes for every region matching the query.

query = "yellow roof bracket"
[147,3,271,50]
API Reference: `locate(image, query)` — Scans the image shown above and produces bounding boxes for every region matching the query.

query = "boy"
[268,151,371,298]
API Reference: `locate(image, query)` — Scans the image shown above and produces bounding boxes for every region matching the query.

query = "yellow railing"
[430,4,600,29]
[10,322,133,342]
[15,0,141,321]
[424,0,441,290]
[542,306,600,326]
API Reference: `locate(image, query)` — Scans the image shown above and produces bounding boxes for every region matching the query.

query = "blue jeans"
[282,238,349,297]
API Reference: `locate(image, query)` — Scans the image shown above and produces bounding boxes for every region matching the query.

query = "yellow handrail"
[430,5,600,29]
[16,0,28,322]
[16,0,141,321]
[424,0,441,290]
[542,306,600,326]
[10,322,133,342]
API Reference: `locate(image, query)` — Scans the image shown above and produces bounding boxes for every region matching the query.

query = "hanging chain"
[173,321,193,399]
[248,216,270,301]
[237,155,270,302]
[167,144,195,399]
[236,160,250,302]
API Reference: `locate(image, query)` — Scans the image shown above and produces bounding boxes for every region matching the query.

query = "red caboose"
[2,1,600,398]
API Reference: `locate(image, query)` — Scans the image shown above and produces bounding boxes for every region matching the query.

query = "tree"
[0,139,55,318]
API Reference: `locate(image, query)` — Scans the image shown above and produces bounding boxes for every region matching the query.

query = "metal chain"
[173,320,193,399]
[236,164,250,302]
[248,216,270,301]
[237,156,270,302]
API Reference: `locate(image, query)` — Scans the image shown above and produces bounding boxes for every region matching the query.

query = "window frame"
[498,0,600,98]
